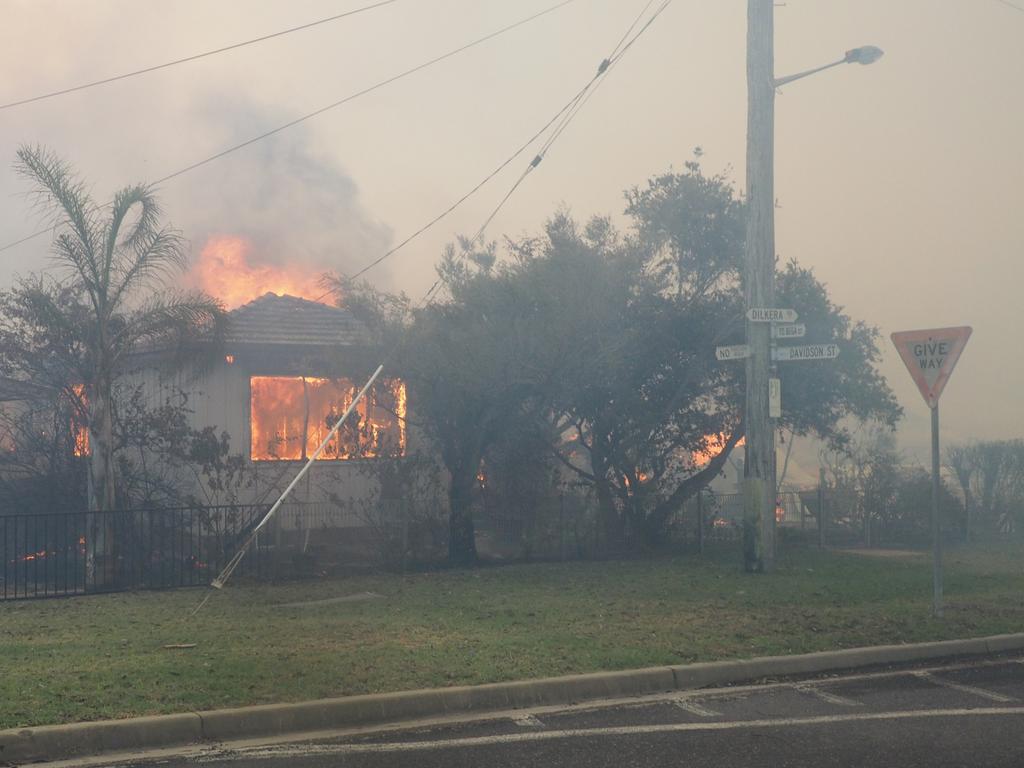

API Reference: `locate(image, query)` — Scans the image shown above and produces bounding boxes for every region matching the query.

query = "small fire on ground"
[188,236,328,309]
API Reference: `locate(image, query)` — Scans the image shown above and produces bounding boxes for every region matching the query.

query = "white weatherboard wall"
[124,359,395,510]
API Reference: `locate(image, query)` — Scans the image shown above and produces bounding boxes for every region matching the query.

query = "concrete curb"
[3,633,1023,764]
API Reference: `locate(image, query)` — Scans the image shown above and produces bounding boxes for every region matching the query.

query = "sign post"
[891,326,972,618]
[719,310,841,571]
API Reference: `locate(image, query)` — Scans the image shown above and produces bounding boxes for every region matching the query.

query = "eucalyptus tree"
[0,146,225,512]
[336,159,902,560]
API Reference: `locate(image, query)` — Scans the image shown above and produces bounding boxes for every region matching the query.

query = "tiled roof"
[225,293,369,347]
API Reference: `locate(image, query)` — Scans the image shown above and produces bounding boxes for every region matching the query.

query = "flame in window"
[250,376,406,461]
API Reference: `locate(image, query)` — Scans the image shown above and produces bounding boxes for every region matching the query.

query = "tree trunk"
[86,375,117,588]
[588,437,623,553]
[447,463,478,567]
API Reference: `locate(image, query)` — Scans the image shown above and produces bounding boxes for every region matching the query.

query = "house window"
[249,376,406,461]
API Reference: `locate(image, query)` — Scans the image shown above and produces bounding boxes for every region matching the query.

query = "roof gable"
[226,293,369,347]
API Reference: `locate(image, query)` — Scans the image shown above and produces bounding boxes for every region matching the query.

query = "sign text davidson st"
[772,344,840,362]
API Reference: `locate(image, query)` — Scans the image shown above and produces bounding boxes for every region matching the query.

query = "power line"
[0,1,400,111]
[343,82,595,284]
[466,1,673,250]
[609,0,658,58]
[152,0,578,187]
[417,0,673,309]
[192,0,675,602]
[992,0,1024,13]
[0,0,579,255]
[347,0,668,293]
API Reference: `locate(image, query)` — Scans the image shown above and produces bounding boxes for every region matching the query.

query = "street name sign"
[890,326,972,408]
[747,307,798,323]
[772,343,840,362]
[715,344,751,361]
[771,323,806,339]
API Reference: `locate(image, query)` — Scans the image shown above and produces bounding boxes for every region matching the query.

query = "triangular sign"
[890,326,972,408]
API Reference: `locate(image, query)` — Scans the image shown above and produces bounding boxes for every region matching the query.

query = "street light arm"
[772,46,884,88]
[773,58,845,88]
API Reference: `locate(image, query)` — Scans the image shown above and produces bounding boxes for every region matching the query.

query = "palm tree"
[11,145,225,513]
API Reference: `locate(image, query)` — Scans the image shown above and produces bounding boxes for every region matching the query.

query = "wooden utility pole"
[742,0,777,572]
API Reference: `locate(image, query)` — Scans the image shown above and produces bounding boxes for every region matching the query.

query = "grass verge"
[2,543,1023,729]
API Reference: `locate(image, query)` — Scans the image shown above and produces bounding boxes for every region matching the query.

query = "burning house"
[133,291,411,510]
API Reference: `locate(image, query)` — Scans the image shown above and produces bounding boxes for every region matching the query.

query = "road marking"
[512,714,544,727]
[674,698,720,717]
[199,707,1024,759]
[794,684,861,707]
[913,671,1015,703]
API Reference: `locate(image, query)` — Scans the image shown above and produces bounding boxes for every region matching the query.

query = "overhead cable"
[0,1,404,112]
[992,0,1024,13]
[0,0,578,255]
[0,1,401,111]
[349,0,672,290]
[192,0,675,606]
[418,0,674,309]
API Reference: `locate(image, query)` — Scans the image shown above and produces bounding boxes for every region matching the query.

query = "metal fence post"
[818,468,826,549]
[697,490,705,555]
[401,500,409,573]
[559,492,566,561]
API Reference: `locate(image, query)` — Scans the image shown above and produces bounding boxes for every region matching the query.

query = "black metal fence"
[3,482,958,600]
[1,505,270,600]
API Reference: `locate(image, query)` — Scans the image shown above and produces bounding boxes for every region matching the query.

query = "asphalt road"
[79,656,1024,768]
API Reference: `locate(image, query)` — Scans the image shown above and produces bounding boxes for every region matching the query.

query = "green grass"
[2,543,1024,729]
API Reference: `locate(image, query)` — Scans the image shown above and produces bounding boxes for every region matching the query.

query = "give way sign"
[891,326,972,408]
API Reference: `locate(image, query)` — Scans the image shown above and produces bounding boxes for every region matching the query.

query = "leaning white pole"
[210,364,385,589]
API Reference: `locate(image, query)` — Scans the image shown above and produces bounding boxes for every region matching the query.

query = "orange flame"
[189,236,326,309]
[71,384,89,457]
[692,433,744,467]
[250,376,406,461]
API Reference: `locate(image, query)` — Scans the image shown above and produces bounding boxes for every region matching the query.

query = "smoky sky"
[167,95,393,275]
[1,0,1023,459]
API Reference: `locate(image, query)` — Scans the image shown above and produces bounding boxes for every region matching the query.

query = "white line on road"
[793,684,862,707]
[512,714,544,727]
[674,698,720,717]
[200,707,1024,760]
[913,671,1016,703]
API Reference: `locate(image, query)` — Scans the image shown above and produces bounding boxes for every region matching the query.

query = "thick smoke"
[168,96,393,286]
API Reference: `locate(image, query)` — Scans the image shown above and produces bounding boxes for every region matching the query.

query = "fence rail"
[1,505,270,600]
[3,481,961,601]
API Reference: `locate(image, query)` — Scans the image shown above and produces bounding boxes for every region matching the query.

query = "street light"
[742,0,884,575]
[773,45,885,88]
